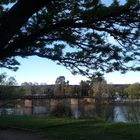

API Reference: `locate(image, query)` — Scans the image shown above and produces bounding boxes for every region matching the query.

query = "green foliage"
[90,77,111,98]
[0,85,16,99]
[54,76,66,95]
[67,85,79,96]
[50,103,72,117]
[0,72,25,99]
[125,83,140,99]
[0,0,140,77]
[125,105,140,124]
[0,72,17,86]
[80,80,90,96]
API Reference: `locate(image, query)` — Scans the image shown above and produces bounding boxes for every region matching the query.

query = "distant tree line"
[125,83,140,100]
[0,72,25,99]
[50,76,140,100]
[1,73,140,100]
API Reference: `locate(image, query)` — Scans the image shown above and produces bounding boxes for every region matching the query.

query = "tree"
[54,76,66,96]
[90,77,110,98]
[67,85,80,96]
[113,84,128,99]
[0,0,140,77]
[125,83,140,99]
[0,72,17,86]
[21,82,34,95]
[21,82,44,95]
[0,72,24,99]
[80,80,90,96]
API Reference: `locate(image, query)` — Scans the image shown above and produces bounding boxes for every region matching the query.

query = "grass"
[0,115,140,140]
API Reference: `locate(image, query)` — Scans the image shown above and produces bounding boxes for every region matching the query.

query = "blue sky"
[1,56,140,85]
[2,0,140,85]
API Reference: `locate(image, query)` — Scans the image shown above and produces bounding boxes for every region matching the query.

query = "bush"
[50,103,72,117]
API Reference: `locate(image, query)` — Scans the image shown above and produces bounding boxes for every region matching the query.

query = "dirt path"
[0,129,50,140]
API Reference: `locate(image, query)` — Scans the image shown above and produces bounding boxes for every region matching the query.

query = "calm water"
[0,100,140,123]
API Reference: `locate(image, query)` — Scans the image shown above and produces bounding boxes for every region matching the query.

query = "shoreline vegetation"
[0,116,140,140]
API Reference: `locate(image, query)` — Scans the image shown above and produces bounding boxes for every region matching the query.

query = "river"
[0,99,140,123]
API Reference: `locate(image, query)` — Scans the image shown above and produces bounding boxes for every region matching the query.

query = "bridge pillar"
[24,100,32,108]
[50,99,59,106]
[71,98,79,105]
[84,98,95,103]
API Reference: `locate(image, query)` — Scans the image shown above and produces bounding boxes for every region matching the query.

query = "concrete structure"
[70,98,79,105]
[24,100,32,108]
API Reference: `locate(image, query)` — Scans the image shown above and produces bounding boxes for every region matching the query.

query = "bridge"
[0,94,112,108]
[22,95,96,107]
[0,94,95,100]
[0,94,115,100]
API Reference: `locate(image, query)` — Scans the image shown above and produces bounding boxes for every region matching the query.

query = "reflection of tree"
[78,101,115,120]
[95,102,114,121]
[80,104,96,118]
[124,105,140,124]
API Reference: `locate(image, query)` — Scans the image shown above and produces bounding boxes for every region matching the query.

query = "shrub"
[50,103,72,117]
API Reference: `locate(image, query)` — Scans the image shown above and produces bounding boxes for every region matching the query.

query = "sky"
[1,0,140,85]
[1,56,140,85]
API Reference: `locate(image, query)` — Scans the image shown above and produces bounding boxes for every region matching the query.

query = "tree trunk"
[0,0,46,50]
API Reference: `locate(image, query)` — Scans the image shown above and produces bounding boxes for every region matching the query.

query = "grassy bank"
[0,115,140,140]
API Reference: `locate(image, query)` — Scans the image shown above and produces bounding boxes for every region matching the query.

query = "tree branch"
[0,0,47,49]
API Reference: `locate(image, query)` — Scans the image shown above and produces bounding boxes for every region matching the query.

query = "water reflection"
[71,104,81,118]
[113,106,128,122]
[1,99,140,123]
[95,102,115,121]
[124,104,140,123]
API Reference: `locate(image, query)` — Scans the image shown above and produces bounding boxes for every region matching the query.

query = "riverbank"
[0,116,140,140]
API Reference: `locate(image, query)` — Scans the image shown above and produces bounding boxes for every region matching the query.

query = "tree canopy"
[0,72,25,99]
[125,83,140,99]
[0,0,140,77]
